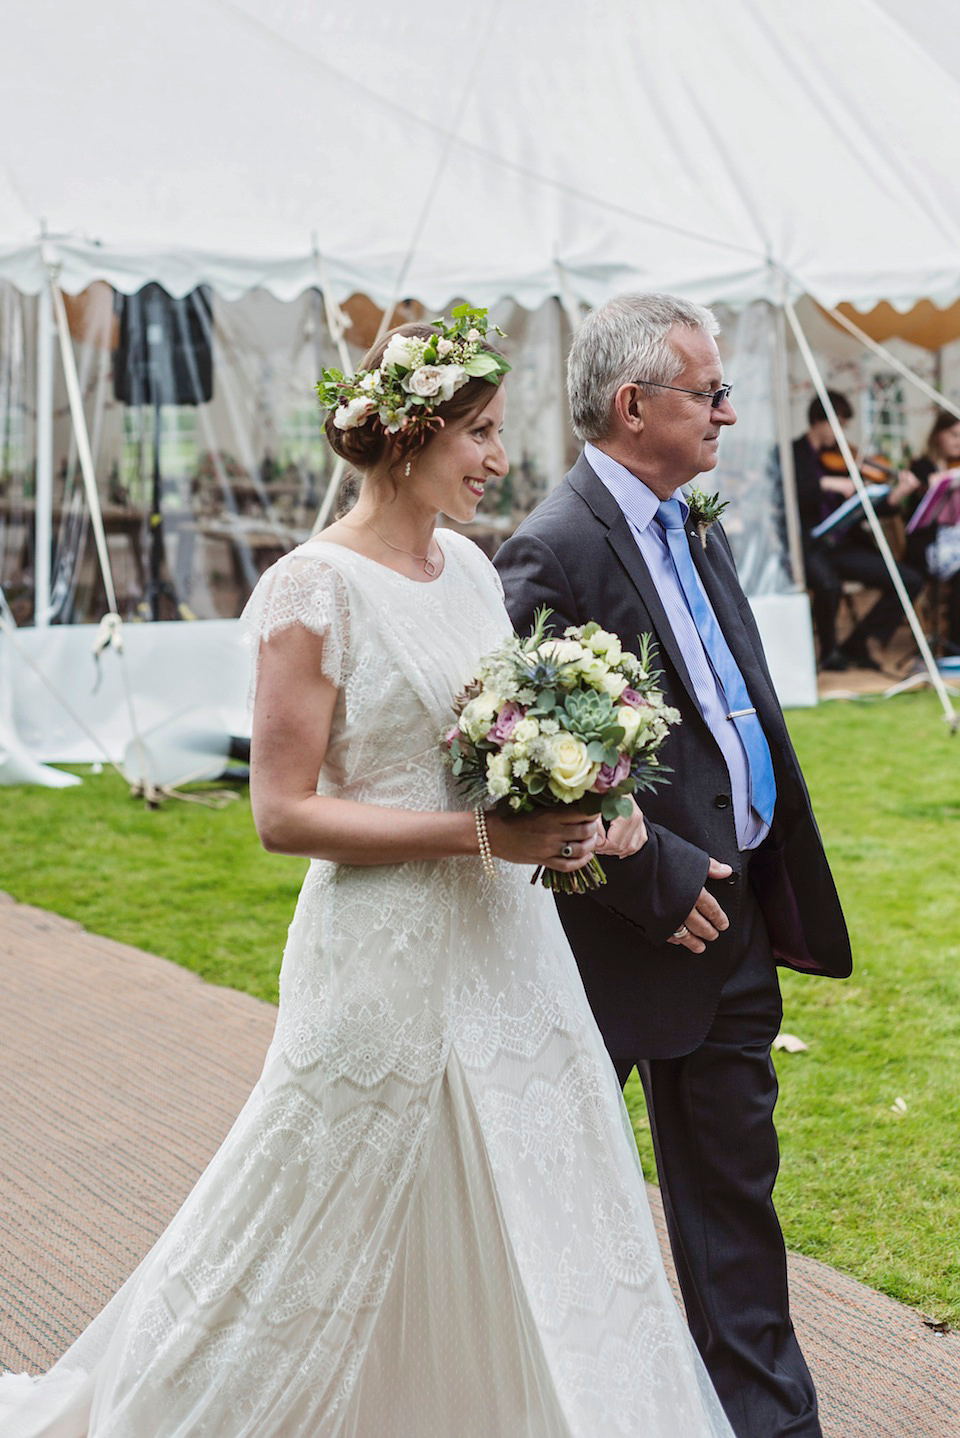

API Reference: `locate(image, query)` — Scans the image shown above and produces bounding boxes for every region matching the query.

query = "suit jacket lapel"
[568,460,701,710]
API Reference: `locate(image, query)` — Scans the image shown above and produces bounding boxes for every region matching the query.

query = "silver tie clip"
[727,707,757,720]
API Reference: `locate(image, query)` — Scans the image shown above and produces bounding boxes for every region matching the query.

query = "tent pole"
[34,284,54,627]
[44,264,118,616]
[770,298,804,588]
[42,254,153,789]
[553,260,583,336]
[784,299,958,731]
[819,302,960,425]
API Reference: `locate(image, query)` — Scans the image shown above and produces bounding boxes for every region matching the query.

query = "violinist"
[794,391,923,671]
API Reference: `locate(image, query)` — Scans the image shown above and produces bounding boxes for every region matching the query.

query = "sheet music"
[810,483,889,540]
[906,469,960,533]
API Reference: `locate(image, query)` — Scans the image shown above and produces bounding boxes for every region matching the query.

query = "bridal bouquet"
[443,609,680,892]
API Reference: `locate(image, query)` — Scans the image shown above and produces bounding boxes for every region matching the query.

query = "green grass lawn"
[1,688,958,1322]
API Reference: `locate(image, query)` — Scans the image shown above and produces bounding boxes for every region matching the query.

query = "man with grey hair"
[495,293,850,1438]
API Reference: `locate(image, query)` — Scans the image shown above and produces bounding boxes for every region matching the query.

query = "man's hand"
[594,798,648,859]
[667,857,732,953]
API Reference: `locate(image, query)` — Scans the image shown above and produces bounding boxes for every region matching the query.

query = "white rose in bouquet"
[460,692,502,743]
[511,717,541,746]
[535,639,584,666]
[486,750,512,800]
[599,671,630,700]
[617,703,650,748]
[544,734,601,802]
[577,653,611,687]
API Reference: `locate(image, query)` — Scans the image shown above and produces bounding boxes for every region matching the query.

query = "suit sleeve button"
[714,794,730,809]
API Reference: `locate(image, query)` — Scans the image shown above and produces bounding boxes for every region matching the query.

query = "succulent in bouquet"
[443,608,680,892]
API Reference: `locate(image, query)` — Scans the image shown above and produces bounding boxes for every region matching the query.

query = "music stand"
[905,470,960,657]
[809,483,890,543]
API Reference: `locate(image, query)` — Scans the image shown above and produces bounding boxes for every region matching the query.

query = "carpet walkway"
[0,892,957,1436]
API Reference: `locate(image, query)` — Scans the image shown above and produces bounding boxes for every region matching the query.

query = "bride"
[0,312,733,1437]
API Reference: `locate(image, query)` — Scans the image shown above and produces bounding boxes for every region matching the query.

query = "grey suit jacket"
[494,453,851,1059]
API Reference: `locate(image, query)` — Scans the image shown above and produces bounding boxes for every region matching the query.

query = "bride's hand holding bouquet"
[443,608,680,892]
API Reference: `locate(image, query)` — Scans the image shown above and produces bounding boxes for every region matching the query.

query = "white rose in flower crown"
[333,395,377,430]
[437,364,469,401]
[544,734,601,802]
[466,328,481,343]
[403,365,446,398]
[382,334,425,370]
[436,337,455,356]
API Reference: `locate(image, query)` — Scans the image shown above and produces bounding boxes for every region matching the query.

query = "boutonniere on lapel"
[685,488,729,549]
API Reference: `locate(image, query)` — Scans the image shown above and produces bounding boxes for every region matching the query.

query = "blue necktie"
[657,499,776,827]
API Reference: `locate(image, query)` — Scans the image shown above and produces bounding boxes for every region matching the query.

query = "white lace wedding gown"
[0,530,733,1438]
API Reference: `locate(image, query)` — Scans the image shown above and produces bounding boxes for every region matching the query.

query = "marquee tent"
[3,0,960,311]
[2,0,960,775]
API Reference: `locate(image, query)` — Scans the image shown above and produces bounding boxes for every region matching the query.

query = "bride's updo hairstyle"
[323,322,507,476]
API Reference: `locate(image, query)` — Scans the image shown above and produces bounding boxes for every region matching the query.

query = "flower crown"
[315,304,510,439]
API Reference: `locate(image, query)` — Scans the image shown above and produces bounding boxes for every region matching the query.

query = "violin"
[818,446,898,484]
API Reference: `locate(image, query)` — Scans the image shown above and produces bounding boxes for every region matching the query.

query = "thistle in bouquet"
[443,608,681,893]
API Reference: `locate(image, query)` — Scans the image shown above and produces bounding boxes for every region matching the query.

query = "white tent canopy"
[2,0,960,312]
[4,0,960,773]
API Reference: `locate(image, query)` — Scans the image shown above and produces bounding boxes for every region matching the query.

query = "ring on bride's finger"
[561,842,574,858]
[672,924,689,939]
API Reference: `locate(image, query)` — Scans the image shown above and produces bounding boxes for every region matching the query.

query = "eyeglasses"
[634,379,733,409]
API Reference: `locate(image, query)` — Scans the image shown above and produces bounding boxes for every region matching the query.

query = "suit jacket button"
[714,794,730,809]
[726,874,738,886]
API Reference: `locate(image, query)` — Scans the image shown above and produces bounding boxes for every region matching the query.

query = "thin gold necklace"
[361,518,442,578]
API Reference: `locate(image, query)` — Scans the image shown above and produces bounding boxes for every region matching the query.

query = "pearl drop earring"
[404,460,411,477]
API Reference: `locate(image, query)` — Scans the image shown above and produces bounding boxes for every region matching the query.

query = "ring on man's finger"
[671,924,689,939]
[560,842,574,858]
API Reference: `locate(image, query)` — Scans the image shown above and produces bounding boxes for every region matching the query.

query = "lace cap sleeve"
[240,550,350,704]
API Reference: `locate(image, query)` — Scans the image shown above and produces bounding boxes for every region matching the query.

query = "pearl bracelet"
[474,805,497,881]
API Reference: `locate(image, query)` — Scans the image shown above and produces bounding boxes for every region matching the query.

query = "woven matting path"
[0,892,957,1436]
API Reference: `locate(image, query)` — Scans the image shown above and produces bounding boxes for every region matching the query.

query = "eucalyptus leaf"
[462,353,500,377]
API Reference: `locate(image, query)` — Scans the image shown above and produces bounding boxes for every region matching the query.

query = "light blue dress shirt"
[584,443,768,851]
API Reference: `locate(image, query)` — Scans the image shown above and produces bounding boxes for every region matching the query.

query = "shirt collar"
[583,443,690,532]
